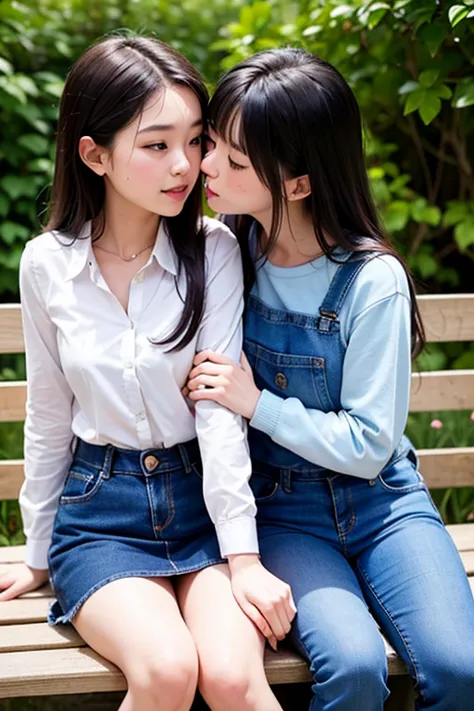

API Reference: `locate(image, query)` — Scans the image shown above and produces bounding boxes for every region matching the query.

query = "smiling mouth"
[162,185,188,194]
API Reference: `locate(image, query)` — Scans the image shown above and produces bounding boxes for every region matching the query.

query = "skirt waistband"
[73,438,200,477]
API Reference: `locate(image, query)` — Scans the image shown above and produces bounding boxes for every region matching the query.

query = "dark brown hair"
[47,35,209,350]
[210,48,425,356]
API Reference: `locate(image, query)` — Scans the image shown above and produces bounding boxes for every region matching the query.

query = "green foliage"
[213,0,474,289]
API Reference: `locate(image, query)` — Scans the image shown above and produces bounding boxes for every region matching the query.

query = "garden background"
[0,0,473,549]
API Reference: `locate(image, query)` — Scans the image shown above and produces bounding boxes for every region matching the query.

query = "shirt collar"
[63,219,179,281]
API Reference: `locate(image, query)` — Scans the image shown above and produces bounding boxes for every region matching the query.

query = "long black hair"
[209,48,425,356]
[47,35,208,350]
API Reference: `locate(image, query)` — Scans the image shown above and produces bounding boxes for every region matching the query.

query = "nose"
[171,151,191,176]
[201,151,217,178]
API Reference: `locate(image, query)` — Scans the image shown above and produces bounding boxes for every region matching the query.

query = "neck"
[94,183,160,256]
[252,201,327,267]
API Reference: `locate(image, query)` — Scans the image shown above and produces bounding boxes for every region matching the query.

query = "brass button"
[144,455,159,472]
[369,478,377,486]
[274,372,288,389]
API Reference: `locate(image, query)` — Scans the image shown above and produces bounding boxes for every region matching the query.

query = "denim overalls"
[244,253,474,711]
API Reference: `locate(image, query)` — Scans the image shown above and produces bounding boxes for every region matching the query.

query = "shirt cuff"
[25,537,50,570]
[250,389,284,438]
[216,516,259,557]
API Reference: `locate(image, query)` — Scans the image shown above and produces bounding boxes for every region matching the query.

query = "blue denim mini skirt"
[48,437,225,625]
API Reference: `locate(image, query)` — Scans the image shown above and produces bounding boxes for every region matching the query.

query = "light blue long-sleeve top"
[248,249,413,479]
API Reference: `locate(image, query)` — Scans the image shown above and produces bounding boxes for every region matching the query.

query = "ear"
[285,175,312,202]
[78,136,109,176]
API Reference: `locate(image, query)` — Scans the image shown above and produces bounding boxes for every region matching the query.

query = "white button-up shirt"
[19,216,257,569]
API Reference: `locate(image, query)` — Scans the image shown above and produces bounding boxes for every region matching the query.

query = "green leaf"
[17,134,49,155]
[418,91,441,125]
[384,200,410,232]
[0,57,13,75]
[454,218,474,251]
[433,83,452,99]
[0,76,26,104]
[367,3,390,29]
[415,252,438,278]
[443,202,470,226]
[0,194,9,217]
[399,81,420,95]
[404,88,426,114]
[412,198,441,225]
[452,81,474,108]
[448,4,469,26]
[0,175,38,200]
[330,5,354,19]
[419,23,446,57]
[302,25,323,36]
[419,69,440,88]
[14,75,38,97]
[0,221,29,245]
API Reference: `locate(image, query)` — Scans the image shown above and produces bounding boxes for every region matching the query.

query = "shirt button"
[274,372,288,389]
[134,272,144,284]
[124,360,133,370]
[136,412,146,422]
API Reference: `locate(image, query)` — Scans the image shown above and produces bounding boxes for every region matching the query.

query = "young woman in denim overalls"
[187,48,474,710]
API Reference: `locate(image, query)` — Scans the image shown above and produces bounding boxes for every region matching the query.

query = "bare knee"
[199,660,260,711]
[127,648,198,710]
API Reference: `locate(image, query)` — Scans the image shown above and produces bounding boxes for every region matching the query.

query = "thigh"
[259,532,387,677]
[356,515,474,683]
[74,576,198,678]
[175,563,265,672]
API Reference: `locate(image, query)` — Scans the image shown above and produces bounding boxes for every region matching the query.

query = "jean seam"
[327,480,350,555]
[355,561,424,690]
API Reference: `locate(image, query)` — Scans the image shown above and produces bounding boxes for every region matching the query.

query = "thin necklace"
[94,241,155,262]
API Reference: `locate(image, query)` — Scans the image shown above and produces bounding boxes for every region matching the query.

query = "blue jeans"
[252,455,474,710]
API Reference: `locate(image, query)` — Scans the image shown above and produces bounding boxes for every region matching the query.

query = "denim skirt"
[48,437,225,625]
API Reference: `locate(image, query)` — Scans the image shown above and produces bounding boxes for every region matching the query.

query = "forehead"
[138,85,202,129]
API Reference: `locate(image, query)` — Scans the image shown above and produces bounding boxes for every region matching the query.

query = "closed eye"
[229,156,247,171]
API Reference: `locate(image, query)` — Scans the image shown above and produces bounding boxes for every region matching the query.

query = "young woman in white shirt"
[0,36,295,711]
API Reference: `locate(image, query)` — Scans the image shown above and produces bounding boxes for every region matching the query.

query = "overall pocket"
[245,341,335,412]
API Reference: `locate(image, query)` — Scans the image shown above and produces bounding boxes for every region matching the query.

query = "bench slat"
[448,523,474,552]
[0,639,410,699]
[419,448,474,488]
[0,598,53,625]
[418,294,474,342]
[0,460,23,500]
[1,448,473,502]
[0,305,23,355]
[0,621,82,652]
[2,371,473,425]
[410,370,474,412]
[2,296,473,355]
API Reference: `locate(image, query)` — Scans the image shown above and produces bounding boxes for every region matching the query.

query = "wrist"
[227,553,261,573]
[246,388,261,420]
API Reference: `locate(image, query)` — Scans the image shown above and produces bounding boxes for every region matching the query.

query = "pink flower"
[430,419,443,430]
[470,411,474,422]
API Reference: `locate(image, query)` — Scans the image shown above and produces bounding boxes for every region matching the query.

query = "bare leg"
[74,576,198,711]
[176,564,283,711]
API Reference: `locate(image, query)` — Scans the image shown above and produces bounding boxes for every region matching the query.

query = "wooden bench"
[0,296,473,703]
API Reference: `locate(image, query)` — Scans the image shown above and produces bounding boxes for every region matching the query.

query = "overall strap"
[319,252,380,323]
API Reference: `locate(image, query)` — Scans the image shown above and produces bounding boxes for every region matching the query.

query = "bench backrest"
[1,295,474,500]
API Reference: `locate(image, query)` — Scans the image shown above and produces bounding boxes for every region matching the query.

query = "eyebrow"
[138,119,203,134]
